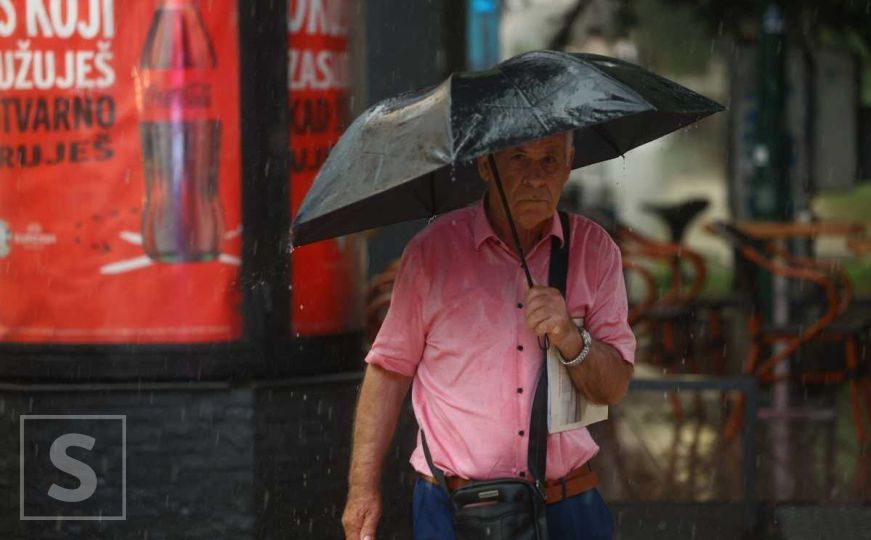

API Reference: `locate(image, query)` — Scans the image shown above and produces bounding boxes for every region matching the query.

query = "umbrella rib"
[577,53,722,113]
[507,76,551,133]
[572,54,650,106]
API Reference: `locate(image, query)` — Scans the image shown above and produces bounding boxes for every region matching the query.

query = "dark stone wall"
[365,0,447,105]
[3,387,257,539]
[254,380,417,539]
[0,376,416,540]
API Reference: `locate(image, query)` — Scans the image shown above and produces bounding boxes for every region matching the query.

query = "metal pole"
[755,0,793,501]
[752,1,791,322]
[753,1,790,223]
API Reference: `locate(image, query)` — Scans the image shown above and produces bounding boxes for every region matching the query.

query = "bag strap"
[421,430,446,490]
[528,210,570,490]
[422,211,572,495]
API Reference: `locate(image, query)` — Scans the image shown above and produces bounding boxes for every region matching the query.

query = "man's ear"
[477,155,492,184]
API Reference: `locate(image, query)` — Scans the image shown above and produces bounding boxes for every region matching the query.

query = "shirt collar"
[472,195,564,251]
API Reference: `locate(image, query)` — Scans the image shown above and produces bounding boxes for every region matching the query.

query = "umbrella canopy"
[291,50,724,247]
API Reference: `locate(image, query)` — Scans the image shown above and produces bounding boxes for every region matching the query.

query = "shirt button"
[517,345,524,351]
[516,387,523,394]
[518,430,525,437]
[516,302,523,309]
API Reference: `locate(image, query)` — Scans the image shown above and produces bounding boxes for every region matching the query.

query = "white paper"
[546,318,608,433]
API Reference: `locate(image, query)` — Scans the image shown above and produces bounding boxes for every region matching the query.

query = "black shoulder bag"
[420,211,571,540]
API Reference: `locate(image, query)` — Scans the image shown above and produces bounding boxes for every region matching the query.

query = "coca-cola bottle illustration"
[136,0,223,262]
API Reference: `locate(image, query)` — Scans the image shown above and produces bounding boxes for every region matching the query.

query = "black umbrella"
[291,50,723,250]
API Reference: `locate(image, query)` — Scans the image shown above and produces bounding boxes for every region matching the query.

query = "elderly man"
[342,131,636,540]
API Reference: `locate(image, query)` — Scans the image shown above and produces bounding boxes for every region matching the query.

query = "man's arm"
[342,363,413,540]
[554,332,633,405]
[525,285,634,406]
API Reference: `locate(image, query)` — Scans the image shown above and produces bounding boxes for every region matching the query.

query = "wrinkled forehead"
[501,132,573,154]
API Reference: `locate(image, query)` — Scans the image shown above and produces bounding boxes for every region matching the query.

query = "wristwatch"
[558,325,592,367]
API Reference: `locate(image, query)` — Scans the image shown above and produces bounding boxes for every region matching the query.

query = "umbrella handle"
[487,155,549,352]
[488,155,536,288]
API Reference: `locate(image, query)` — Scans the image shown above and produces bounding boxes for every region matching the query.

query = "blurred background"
[0,0,869,538]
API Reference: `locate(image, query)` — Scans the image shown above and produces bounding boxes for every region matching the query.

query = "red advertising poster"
[289,0,364,336]
[0,0,242,344]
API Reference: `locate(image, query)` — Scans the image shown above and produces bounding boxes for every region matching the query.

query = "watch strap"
[559,325,590,367]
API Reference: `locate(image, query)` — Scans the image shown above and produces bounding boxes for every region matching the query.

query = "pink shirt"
[365,197,635,481]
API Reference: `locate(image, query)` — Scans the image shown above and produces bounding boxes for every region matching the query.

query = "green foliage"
[654,0,871,54]
[845,260,871,295]
[634,0,871,104]
[812,184,871,295]
[631,0,718,75]
[812,183,871,222]
[657,0,756,39]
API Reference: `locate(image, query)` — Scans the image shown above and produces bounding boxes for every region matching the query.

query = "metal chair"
[584,208,659,326]
[642,199,737,373]
[708,221,871,443]
[643,198,710,244]
[588,208,715,419]
[589,209,708,356]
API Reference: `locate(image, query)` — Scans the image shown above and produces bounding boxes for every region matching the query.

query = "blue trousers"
[412,479,614,539]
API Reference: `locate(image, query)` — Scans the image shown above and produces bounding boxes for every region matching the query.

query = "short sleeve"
[364,239,428,377]
[585,237,636,364]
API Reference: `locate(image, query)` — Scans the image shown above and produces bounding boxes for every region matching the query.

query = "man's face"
[477,132,575,231]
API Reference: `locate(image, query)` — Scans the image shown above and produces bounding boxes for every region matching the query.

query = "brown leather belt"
[419,464,599,505]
